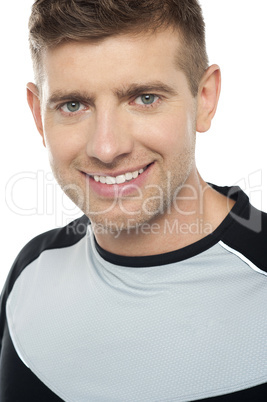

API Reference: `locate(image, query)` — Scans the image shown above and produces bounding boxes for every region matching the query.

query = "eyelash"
[56,94,162,116]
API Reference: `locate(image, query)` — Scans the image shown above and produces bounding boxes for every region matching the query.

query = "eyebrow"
[114,81,179,98]
[46,81,178,107]
[47,90,96,107]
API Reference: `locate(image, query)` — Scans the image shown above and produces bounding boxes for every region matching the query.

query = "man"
[0,0,266,400]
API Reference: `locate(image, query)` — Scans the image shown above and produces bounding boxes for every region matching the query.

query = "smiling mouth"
[88,165,150,185]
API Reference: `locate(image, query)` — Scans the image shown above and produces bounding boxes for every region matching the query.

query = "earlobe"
[26,82,46,147]
[196,64,221,133]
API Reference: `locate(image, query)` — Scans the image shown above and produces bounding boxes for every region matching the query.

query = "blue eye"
[141,95,155,105]
[60,101,88,115]
[134,94,159,107]
[66,101,81,112]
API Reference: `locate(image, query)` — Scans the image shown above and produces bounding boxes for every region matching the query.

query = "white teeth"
[106,176,116,185]
[91,166,147,185]
[116,175,126,184]
[125,172,133,181]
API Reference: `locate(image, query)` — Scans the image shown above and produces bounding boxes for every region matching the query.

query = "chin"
[88,200,167,237]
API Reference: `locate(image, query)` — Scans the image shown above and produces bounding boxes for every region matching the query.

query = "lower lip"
[83,163,154,198]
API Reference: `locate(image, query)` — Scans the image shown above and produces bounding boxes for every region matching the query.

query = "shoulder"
[209,183,267,273]
[221,201,267,273]
[9,214,89,280]
[0,215,90,341]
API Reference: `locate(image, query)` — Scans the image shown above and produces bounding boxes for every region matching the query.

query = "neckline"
[94,185,249,268]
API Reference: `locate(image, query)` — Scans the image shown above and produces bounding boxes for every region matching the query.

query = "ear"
[196,64,221,133]
[26,82,46,147]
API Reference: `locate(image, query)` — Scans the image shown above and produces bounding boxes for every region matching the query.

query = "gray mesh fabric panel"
[6,227,267,401]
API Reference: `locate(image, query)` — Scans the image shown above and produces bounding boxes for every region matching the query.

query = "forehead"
[41,29,187,96]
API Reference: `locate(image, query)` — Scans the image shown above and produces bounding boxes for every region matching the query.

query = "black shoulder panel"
[209,183,267,273]
[0,215,90,347]
[221,202,267,273]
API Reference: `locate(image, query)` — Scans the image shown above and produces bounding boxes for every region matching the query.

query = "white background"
[1,0,267,290]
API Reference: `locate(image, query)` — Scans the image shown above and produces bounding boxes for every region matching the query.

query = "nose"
[86,105,134,164]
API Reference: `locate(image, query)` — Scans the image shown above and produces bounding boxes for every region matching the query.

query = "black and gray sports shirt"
[0,184,266,401]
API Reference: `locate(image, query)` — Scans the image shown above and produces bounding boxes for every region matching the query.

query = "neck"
[93,172,235,257]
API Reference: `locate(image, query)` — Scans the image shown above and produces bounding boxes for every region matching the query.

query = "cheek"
[135,113,194,154]
[45,131,72,167]
[43,119,87,166]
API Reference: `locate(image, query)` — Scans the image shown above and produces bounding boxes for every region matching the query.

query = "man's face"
[39,29,198,231]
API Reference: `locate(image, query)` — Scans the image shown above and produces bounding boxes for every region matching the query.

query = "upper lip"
[83,163,152,177]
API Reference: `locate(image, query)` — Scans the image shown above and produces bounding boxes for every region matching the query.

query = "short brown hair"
[29,0,209,97]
